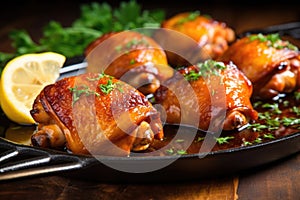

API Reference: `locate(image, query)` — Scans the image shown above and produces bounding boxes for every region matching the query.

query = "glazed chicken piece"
[154,60,258,131]
[30,73,163,156]
[153,11,235,67]
[218,33,300,99]
[85,31,174,95]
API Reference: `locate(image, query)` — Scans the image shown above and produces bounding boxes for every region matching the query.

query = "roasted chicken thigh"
[154,11,235,66]
[219,33,300,99]
[85,31,174,95]
[154,60,258,131]
[30,73,163,155]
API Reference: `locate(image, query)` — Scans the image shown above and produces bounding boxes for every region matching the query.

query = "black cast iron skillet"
[1,22,300,182]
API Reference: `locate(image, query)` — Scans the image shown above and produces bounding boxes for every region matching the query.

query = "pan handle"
[0,137,85,181]
[238,21,300,39]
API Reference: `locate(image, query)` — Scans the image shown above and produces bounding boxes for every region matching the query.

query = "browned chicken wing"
[154,11,235,66]
[85,31,174,95]
[154,60,258,131]
[30,73,163,156]
[218,33,300,99]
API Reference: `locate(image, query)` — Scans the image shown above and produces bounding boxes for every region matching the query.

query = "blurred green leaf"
[0,0,166,73]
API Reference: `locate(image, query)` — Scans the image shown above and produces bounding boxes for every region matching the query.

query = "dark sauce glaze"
[135,92,300,156]
[2,92,300,157]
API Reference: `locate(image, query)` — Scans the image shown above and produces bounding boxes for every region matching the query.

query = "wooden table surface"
[0,1,299,199]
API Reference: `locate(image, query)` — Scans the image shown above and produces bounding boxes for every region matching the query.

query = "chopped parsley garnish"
[176,11,200,25]
[165,148,174,155]
[215,136,234,145]
[248,33,298,51]
[86,73,108,81]
[290,106,300,116]
[69,85,100,104]
[130,59,136,65]
[116,37,150,54]
[99,79,116,94]
[253,101,263,108]
[242,140,253,146]
[184,70,201,81]
[263,133,275,139]
[248,93,300,135]
[294,91,300,101]
[254,137,262,144]
[175,139,185,143]
[195,136,205,142]
[99,78,124,94]
[165,148,187,155]
[261,102,282,114]
[281,117,300,126]
[184,60,226,81]
[176,150,187,155]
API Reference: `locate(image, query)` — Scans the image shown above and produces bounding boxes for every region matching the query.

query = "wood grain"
[0,1,299,200]
[237,153,300,200]
[0,176,239,200]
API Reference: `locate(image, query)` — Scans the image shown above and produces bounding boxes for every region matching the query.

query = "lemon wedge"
[0,52,66,124]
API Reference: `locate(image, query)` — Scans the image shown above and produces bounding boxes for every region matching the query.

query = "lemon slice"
[0,52,66,124]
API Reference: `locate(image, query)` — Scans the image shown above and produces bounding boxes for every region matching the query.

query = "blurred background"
[1,0,300,53]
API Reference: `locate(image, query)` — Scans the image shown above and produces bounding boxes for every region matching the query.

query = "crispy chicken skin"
[85,31,173,95]
[154,60,258,131]
[30,73,163,156]
[154,12,235,66]
[218,34,300,99]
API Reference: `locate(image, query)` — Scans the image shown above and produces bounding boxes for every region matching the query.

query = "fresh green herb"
[253,137,262,143]
[215,136,234,145]
[253,101,263,108]
[69,85,100,104]
[175,139,185,143]
[258,112,280,129]
[283,100,290,107]
[177,150,187,155]
[165,148,187,155]
[248,33,298,51]
[116,82,124,93]
[290,106,300,116]
[294,91,300,101]
[184,60,226,81]
[197,60,226,77]
[116,37,150,54]
[176,11,201,25]
[99,78,124,94]
[115,45,122,52]
[247,123,269,132]
[166,148,174,155]
[86,73,107,81]
[281,117,300,126]
[261,102,282,114]
[195,136,205,142]
[0,0,165,73]
[99,79,115,94]
[130,59,136,65]
[263,133,275,139]
[242,140,253,146]
[248,112,280,132]
[184,70,201,81]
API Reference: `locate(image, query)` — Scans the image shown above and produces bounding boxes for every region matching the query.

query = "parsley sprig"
[249,33,298,51]
[99,79,116,94]
[248,99,300,133]
[0,0,165,73]
[184,60,226,81]
[176,11,201,25]
[69,85,100,104]
[215,136,234,145]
